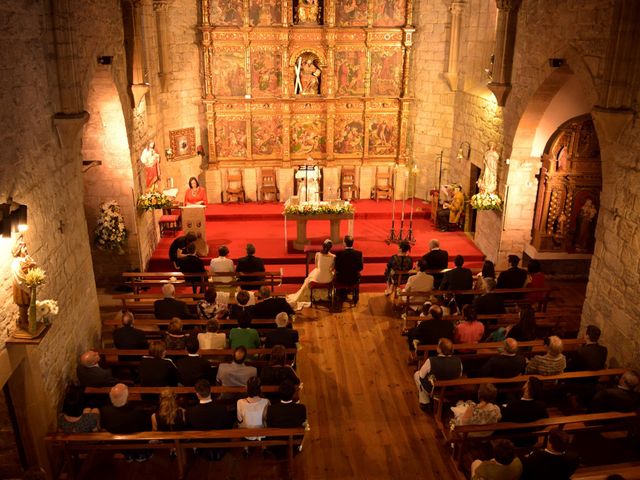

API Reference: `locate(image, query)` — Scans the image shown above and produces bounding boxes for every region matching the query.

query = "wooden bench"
[83,385,282,401]
[449,411,637,467]
[572,461,640,479]
[46,427,306,480]
[429,368,626,436]
[102,314,279,331]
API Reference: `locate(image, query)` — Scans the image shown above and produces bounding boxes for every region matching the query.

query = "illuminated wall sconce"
[165,148,174,161]
[197,145,205,156]
[505,158,511,165]
[457,141,471,161]
[484,54,495,81]
[0,198,28,237]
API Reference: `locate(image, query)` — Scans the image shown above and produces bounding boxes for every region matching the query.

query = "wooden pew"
[573,462,640,479]
[83,385,283,401]
[46,427,307,480]
[102,315,278,331]
[449,411,637,467]
[428,368,626,436]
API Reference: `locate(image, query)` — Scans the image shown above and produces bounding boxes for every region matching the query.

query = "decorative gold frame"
[169,127,197,160]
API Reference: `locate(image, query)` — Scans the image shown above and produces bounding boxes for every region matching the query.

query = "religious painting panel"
[334,115,364,155]
[294,0,322,25]
[370,49,402,97]
[367,115,398,156]
[372,0,405,27]
[249,0,282,26]
[251,49,282,97]
[335,0,367,26]
[215,118,248,158]
[213,52,246,96]
[290,115,326,156]
[209,0,244,26]
[251,116,284,157]
[335,50,366,96]
[169,127,196,159]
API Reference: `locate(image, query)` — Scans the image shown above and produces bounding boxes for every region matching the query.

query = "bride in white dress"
[287,239,335,310]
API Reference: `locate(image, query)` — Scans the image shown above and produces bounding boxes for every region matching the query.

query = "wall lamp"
[165,148,174,161]
[457,141,471,161]
[0,198,28,237]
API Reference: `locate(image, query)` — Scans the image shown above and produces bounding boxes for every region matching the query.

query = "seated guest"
[522,428,579,480]
[100,384,151,457]
[139,341,179,387]
[590,370,640,413]
[210,245,235,285]
[169,232,197,269]
[76,350,117,387]
[334,235,364,302]
[440,255,474,306]
[228,289,253,325]
[496,254,528,289]
[198,319,227,350]
[58,385,99,433]
[197,288,228,320]
[414,338,463,406]
[472,278,506,316]
[454,384,502,436]
[407,304,454,353]
[507,304,537,342]
[421,238,448,288]
[525,259,546,304]
[253,286,294,319]
[151,388,186,431]
[186,379,234,430]
[568,325,608,371]
[217,346,257,388]
[177,243,206,293]
[403,259,435,311]
[260,345,300,389]
[525,336,566,376]
[384,240,414,295]
[236,243,266,290]
[264,312,299,349]
[164,317,187,350]
[501,376,548,423]
[229,316,260,350]
[471,439,523,480]
[236,377,270,439]
[455,305,485,344]
[113,311,148,350]
[154,283,195,320]
[477,338,526,378]
[473,260,496,292]
[176,336,212,386]
[266,380,307,458]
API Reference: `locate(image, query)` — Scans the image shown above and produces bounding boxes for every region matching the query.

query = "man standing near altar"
[334,235,363,303]
[236,243,265,291]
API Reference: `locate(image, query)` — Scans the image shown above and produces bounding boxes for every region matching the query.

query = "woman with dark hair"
[455,305,485,344]
[237,377,270,440]
[507,304,537,341]
[151,388,186,431]
[287,239,335,309]
[184,176,206,205]
[260,345,301,389]
[165,317,187,350]
[58,386,100,433]
[384,240,414,295]
[474,259,496,291]
[471,439,523,480]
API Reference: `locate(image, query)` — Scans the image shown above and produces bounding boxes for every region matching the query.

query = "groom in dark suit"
[334,236,364,303]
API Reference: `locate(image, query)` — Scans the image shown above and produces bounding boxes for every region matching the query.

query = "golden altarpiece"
[199,0,415,199]
[530,115,602,254]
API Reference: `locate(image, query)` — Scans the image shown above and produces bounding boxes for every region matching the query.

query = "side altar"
[284,201,354,250]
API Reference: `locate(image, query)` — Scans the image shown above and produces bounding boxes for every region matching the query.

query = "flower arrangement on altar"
[137,190,173,211]
[470,191,503,211]
[94,201,128,253]
[36,299,59,324]
[284,201,354,216]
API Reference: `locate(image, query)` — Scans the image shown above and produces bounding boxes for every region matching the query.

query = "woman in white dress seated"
[287,239,334,310]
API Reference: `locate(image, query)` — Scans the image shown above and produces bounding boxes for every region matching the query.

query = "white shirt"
[197,332,227,350]
[210,256,235,283]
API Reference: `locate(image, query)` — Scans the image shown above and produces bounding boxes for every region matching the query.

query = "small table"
[284,213,355,251]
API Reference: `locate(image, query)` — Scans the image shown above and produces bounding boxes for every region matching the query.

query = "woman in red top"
[184,177,207,205]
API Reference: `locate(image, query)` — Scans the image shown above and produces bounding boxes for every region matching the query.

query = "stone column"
[487,0,521,106]
[128,0,150,107]
[444,1,465,91]
[401,27,415,97]
[153,0,172,93]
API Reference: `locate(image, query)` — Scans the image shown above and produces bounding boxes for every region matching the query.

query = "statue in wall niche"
[478,142,499,194]
[140,140,161,190]
[295,54,322,95]
[11,236,37,331]
[574,198,598,252]
[295,0,320,24]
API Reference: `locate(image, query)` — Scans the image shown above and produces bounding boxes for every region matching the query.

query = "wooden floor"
[80,281,587,480]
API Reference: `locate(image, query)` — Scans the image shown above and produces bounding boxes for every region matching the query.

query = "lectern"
[181,205,209,256]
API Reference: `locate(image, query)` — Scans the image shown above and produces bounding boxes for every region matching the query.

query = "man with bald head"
[153,283,196,319]
[113,311,148,350]
[76,350,117,387]
[414,338,463,406]
[421,239,448,288]
[100,383,150,434]
[236,243,265,290]
[477,338,526,378]
[590,370,640,413]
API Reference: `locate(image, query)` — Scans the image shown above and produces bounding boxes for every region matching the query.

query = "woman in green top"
[229,316,260,350]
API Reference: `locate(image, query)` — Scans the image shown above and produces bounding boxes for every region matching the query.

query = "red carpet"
[149,199,485,291]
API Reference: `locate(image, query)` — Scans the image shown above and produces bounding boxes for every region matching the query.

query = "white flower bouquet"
[137,191,173,211]
[36,299,59,324]
[94,201,128,253]
[284,201,354,216]
[470,192,503,211]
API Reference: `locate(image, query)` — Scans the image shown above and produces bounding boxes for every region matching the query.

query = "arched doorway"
[81,67,139,286]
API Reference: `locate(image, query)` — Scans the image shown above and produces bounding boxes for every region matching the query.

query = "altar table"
[284,213,354,251]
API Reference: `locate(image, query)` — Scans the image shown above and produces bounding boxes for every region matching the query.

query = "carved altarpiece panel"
[530,115,602,253]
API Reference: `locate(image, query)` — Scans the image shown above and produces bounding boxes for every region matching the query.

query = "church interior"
[1,0,640,478]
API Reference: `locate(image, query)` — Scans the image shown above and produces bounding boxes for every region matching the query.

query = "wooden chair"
[224,169,245,203]
[373,166,393,201]
[309,281,333,309]
[332,281,359,308]
[158,205,181,237]
[339,166,358,200]
[260,168,279,202]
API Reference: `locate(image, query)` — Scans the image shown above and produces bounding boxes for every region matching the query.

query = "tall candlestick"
[407,165,418,243]
[399,169,408,240]
[387,165,399,243]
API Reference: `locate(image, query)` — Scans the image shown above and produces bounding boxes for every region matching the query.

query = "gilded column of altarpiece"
[200,0,414,169]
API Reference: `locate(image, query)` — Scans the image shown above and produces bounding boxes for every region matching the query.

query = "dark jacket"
[236,255,266,289]
[266,401,307,428]
[101,403,150,434]
[408,319,454,351]
[590,386,640,413]
[264,327,299,349]
[440,267,473,291]
[154,298,196,319]
[497,267,528,289]
[478,354,526,378]
[522,449,579,480]
[139,357,179,387]
[473,292,506,315]
[421,249,449,270]
[568,343,608,371]
[176,355,213,386]
[169,235,190,266]
[501,399,548,423]
[334,248,364,285]
[113,325,148,350]
[186,401,234,430]
[252,297,294,319]
[177,254,206,284]
[76,365,117,388]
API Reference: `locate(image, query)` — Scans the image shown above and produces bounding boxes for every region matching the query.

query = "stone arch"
[81,66,140,286]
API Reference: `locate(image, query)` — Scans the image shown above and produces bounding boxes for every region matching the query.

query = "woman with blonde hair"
[151,388,186,431]
[165,317,187,350]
